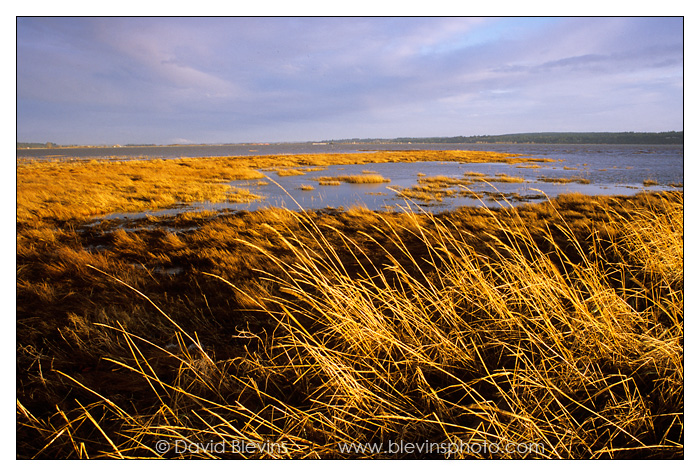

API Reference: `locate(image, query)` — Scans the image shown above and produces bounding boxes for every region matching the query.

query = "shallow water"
[66,143,680,219]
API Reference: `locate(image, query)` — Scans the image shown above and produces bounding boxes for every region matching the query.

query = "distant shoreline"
[17,131,684,149]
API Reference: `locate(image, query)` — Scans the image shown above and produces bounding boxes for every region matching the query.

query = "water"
[197,153,681,214]
[22,143,680,217]
[18,142,451,161]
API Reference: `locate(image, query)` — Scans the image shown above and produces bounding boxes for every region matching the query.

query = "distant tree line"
[389,131,684,145]
[20,131,683,149]
[323,131,683,145]
[17,142,59,149]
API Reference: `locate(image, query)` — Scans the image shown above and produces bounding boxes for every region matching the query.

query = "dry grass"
[316,174,390,184]
[391,187,450,203]
[17,150,551,226]
[391,173,527,203]
[491,173,525,183]
[299,166,328,172]
[17,157,264,223]
[419,175,472,186]
[16,191,683,459]
[276,168,307,177]
[539,176,591,185]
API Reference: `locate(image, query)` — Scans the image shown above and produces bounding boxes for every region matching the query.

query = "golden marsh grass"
[491,173,525,183]
[391,173,526,203]
[17,186,683,459]
[17,157,264,222]
[16,151,681,459]
[18,150,549,225]
[316,174,390,184]
[538,176,591,185]
[275,168,307,177]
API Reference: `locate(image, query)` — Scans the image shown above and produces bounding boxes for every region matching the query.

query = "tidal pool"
[99,151,682,222]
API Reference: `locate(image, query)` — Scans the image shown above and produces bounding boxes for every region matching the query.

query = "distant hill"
[328,131,684,145]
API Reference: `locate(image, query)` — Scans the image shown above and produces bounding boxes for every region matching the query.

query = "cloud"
[17,17,683,144]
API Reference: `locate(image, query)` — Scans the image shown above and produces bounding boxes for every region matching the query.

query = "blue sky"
[16,17,683,145]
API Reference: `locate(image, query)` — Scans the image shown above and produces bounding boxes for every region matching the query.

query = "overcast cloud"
[17,17,683,144]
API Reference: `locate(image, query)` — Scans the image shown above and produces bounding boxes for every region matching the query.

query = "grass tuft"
[316,174,390,184]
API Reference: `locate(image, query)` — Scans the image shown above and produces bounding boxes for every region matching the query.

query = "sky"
[16,16,684,145]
